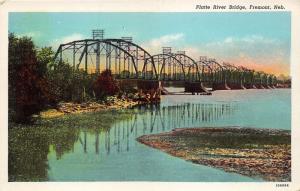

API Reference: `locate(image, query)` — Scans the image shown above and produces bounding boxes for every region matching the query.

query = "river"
[43,89,291,181]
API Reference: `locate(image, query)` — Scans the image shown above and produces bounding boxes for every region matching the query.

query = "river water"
[44,89,291,182]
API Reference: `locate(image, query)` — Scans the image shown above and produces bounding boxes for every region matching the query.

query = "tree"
[8,33,53,123]
[36,47,55,74]
[93,70,119,100]
[46,61,98,103]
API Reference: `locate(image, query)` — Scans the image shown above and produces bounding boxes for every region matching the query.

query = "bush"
[93,70,119,100]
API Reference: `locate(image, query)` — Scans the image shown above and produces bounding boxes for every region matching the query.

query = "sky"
[9,12,291,76]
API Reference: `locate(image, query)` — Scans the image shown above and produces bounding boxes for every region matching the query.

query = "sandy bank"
[137,127,291,181]
[39,97,142,119]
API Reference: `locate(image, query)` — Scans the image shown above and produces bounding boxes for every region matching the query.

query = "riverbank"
[137,127,291,182]
[39,96,144,119]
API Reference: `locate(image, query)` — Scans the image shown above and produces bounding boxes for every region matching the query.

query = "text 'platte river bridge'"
[54,29,278,98]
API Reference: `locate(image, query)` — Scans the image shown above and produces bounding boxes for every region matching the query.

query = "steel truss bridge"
[54,32,278,93]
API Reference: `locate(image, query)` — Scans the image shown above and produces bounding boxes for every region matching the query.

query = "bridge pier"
[244,84,257,89]
[137,80,161,102]
[256,84,266,89]
[212,82,231,91]
[184,82,211,95]
[227,82,246,90]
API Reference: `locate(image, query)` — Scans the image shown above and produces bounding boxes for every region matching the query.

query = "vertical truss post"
[118,49,121,77]
[108,45,111,71]
[105,43,108,70]
[73,42,76,70]
[136,46,138,76]
[96,41,100,73]
[85,40,88,72]
[114,48,117,76]
[60,49,62,63]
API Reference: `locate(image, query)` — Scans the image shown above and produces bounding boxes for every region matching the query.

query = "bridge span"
[53,30,278,98]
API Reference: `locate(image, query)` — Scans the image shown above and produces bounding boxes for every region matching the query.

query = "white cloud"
[61,33,85,44]
[51,33,86,49]
[148,33,184,47]
[16,31,42,38]
[141,33,184,54]
[141,34,285,63]
[195,35,290,75]
[207,35,279,47]
[203,35,288,63]
[142,34,289,75]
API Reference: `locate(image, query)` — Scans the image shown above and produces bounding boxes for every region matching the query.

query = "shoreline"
[137,127,291,182]
[39,97,148,119]
[39,88,290,119]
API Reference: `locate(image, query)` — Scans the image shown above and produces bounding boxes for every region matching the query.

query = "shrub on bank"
[47,62,97,103]
[93,70,119,100]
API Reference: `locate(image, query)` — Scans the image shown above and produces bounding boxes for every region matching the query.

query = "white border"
[1,0,300,190]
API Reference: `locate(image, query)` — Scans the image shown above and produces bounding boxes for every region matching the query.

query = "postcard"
[0,0,300,190]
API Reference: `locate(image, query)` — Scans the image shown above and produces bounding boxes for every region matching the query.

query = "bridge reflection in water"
[76,102,238,157]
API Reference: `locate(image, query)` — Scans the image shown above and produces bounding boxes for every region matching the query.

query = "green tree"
[37,47,55,74]
[47,61,97,103]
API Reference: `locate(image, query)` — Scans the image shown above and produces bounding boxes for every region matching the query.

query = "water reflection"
[9,102,237,181]
[74,102,237,157]
[9,90,290,181]
[8,123,80,181]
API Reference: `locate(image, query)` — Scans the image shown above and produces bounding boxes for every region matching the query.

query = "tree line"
[9,33,119,123]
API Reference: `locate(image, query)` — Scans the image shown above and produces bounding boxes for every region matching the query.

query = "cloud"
[141,34,289,76]
[207,35,278,46]
[177,35,290,75]
[227,56,290,76]
[60,33,85,44]
[205,35,285,60]
[16,31,42,38]
[198,35,290,75]
[141,33,184,54]
[51,33,86,49]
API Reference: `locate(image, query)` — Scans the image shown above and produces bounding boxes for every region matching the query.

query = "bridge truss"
[53,31,278,89]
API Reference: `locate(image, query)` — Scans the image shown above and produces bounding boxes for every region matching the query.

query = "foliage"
[8,33,54,123]
[8,33,131,123]
[93,69,119,100]
[36,47,97,103]
[46,61,97,103]
[36,47,55,73]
